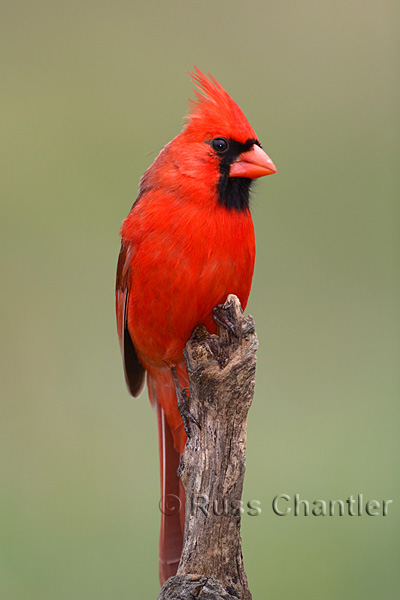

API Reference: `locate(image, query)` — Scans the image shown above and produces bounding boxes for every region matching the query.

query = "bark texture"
[158,295,258,600]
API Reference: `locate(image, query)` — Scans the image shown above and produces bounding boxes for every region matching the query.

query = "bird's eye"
[211,138,229,153]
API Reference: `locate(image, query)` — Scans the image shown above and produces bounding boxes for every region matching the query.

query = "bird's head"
[143,68,276,212]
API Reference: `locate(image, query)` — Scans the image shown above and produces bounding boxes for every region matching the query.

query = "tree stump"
[158,295,258,600]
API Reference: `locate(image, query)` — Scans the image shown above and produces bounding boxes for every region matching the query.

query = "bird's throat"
[217,174,252,212]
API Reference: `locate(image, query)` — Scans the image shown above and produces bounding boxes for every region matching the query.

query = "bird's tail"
[147,368,188,585]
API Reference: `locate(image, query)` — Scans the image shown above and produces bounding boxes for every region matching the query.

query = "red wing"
[116,240,146,397]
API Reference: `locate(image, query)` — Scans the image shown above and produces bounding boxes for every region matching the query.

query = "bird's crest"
[183,67,257,143]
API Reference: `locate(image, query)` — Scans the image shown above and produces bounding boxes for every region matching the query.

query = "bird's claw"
[213,301,236,335]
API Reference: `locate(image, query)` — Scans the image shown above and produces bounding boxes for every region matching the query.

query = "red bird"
[116,68,276,584]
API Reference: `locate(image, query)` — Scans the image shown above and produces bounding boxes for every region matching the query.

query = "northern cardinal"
[116,68,276,584]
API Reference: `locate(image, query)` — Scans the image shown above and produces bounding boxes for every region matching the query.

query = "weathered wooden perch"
[158,294,258,600]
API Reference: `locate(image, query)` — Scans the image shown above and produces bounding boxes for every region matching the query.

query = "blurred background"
[1,1,399,598]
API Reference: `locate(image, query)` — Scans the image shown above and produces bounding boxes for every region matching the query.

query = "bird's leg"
[170,366,200,437]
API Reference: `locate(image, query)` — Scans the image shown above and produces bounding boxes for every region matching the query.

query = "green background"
[1,1,399,598]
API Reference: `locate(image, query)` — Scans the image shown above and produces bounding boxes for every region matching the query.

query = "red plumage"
[116,67,276,584]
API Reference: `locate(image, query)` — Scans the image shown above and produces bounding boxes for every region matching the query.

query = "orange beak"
[230,144,277,179]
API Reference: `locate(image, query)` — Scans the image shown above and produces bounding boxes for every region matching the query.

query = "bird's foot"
[213,300,237,335]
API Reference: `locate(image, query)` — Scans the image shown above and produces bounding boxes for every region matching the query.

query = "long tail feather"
[148,370,187,585]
